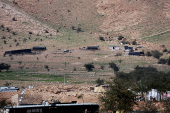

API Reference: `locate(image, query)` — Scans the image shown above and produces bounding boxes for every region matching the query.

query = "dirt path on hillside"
[142,29,170,39]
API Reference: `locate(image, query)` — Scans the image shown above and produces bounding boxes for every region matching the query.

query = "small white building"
[109,46,120,51]
[0,86,19,92]
[145,89,161,101]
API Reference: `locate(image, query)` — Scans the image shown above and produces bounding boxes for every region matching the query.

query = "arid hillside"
[4,0,170,39]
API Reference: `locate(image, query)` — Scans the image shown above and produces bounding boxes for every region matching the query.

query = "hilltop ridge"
[4,0,170,39]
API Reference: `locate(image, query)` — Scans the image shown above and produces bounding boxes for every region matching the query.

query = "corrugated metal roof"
[4,103,99,108]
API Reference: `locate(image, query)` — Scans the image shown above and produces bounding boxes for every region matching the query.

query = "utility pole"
[63,62,69,85]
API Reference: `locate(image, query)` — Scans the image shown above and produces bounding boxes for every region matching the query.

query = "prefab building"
[129,52,144,56]
[109,46,120,51]
[4,103,99,113]
[5,49,32,55]
[32,47,46,51]
[86,46,99,50]
[0,86,19,92]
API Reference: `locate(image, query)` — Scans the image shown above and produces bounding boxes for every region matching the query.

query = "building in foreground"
[4,102,99,113]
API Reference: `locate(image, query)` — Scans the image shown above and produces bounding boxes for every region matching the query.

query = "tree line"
[100,65,170,112]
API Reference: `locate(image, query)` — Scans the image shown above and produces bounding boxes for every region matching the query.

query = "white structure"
[145,89,162,101]
[109,46,120,51]
[0,86,19,92]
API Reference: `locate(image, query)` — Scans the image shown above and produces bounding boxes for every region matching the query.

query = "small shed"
[124,46,133,52]
[109,46,120,51]
[32,47,46,51]
[86,46,99,50]
[129,52,144,56]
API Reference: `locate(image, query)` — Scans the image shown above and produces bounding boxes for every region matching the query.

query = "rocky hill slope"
[4,0,170,39]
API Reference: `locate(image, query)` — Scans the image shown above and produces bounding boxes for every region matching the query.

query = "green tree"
[145,51,152,56]
[163,48,168,52]
[99,77,136,112]
[167,57,170,65]
[109,62,119,73]
[4,82,11,86]
[99,36,105,41]
[118,36,124,40]
[44,65,49,71]
[0,63,11,72]
[84,63,94,72]
[151,50,162,59]
[158,58,167,64]
[77,94,84,103]
[132,40,137,45]
[95,78,104,86]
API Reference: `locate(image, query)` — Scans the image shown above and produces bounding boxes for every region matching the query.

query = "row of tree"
[100,66,170,112]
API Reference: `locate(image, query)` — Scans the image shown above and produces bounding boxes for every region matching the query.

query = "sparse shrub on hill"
[4,40,7,44]
[145,51,152,56]
[77,27,82,33]
[44,65,49,71]
[118,36,124,40]
[0,24,4,28]
[77,94,84,103]
[71,26,76,30]
[132,40,137,45]
[151,50,162,59]
[12,32,17,35]
[23,38,27,43]
[0,63,11,72]
[16,42,19,46]
[45,30,49,33]
[158,58,167,64]
[84,63,94,72]
[6,27,11,32]
[18,61,22,65]
[99,36,105,41]
[109,62,119,73]
[14,39,17,42]
[29,32,32,34]
[19,66,24,70]
[4,82,11,86]
[121,40,125,44]
[73,67,76,71]
[13,1,18,5]
[101,65,105,70]
[12,17,17,21]
[95,78,104,86]
[125,41,130,45]
[2,36,6,39]
[119,59,122,63]
[167,57,170,65]
[163,48,168,52]
[10,56,14,60]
